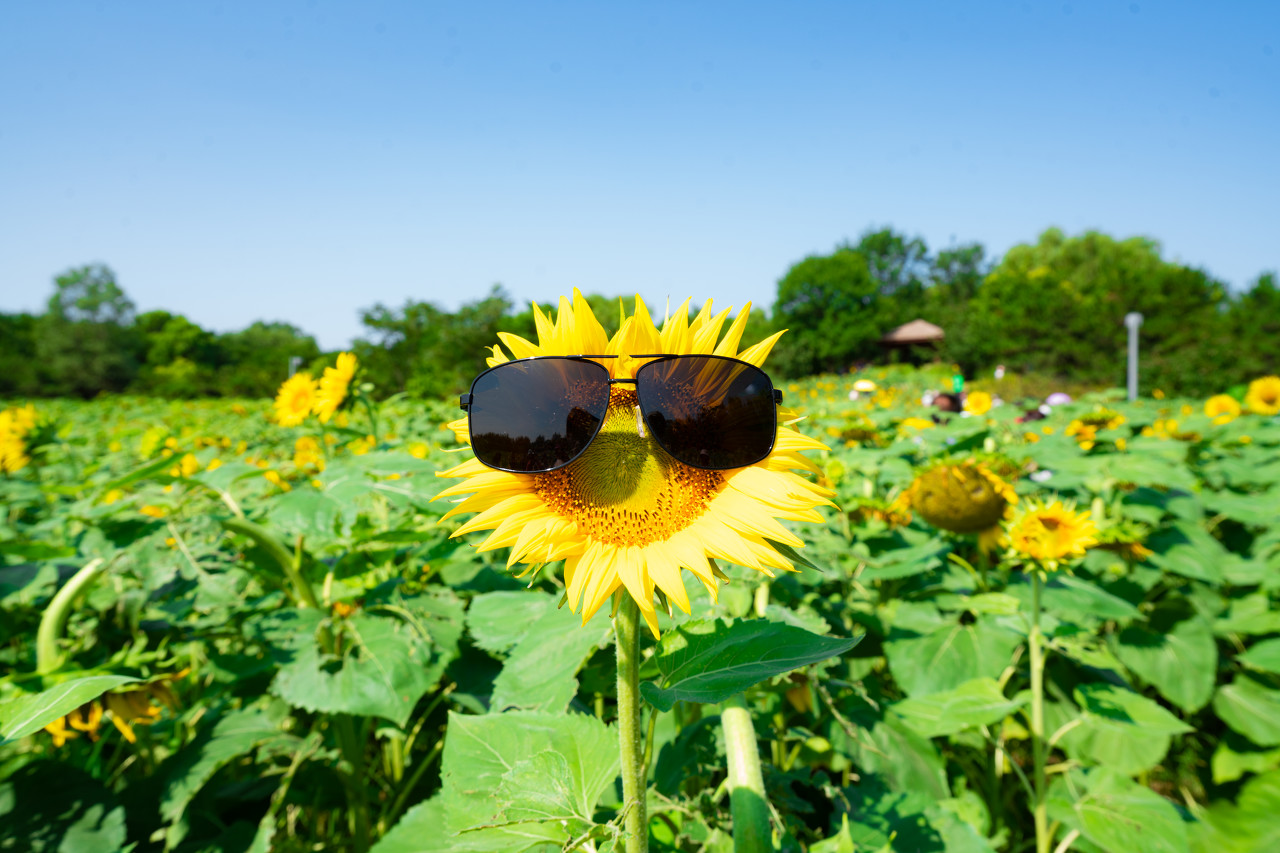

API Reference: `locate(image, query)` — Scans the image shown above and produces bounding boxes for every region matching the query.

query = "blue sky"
[2,1,1276,350]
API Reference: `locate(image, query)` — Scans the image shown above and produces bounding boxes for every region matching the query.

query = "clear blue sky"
[2,1,1276,350]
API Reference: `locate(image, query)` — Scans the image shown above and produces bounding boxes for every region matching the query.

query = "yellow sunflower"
[436,291,834,636]
[1204,394,1241,424]
[964,391,993,415]
[1006,499,1097,567]
[274,373,318,426]
[1244,376,1280,416]
[315,352,358,423]
[0,404,38,473]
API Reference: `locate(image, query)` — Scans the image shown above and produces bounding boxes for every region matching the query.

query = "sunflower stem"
[1029,571,1050,853]
[36,558,107,674]
[722,694,772,853]
[615,596,648,853]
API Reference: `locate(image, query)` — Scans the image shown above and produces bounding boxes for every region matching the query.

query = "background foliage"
[3,226,1275,399]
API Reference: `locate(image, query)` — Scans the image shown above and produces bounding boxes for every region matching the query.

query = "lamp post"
[1124,312,1143,401]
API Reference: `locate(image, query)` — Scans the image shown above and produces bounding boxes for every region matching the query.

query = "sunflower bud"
[902,461,1017,534]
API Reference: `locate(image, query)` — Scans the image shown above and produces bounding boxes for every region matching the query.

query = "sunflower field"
[2,299,1280,853]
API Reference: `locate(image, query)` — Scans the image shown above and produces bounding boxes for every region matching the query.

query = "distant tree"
[132,311,225,397]
[216,321,321,397]
[35,264,139,397]
[771,249,881,375]
[0,312,42,396]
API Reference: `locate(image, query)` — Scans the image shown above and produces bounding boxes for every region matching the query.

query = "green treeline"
[1,227,1275,400]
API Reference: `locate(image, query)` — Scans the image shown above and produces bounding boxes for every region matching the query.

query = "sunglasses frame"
[459,354,784,474]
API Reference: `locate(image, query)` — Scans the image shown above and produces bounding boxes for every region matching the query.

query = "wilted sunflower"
[437,291,834,636]
[1204,394,1241,424]
[315,352,358,423]
[1006,499,1097,567]
[43,672,184,745]
[900,459,1018,536]
[1245,376,1280,416]
[274,373,318,426]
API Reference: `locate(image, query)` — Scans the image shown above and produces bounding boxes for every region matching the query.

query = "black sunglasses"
[459,354,783,474]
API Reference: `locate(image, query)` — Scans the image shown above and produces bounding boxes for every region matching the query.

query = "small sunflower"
[1244,376,1280,416]
[1006,499,1097,568]
[964,391,993,415]
[1204,394,1241,424]
[315,352,358,424]
[899,459,1018,535]
[897,417,935,433]
[437,291,834,636]
[294,435,325,471]
[0,404,39,473]
[274,373,318,426]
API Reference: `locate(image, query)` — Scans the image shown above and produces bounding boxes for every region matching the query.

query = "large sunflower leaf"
[884,616,1022,698]
[438,711,618,850]
[0,674,139,745]
[372,797,559,853]
[1191,770,1280,853]
[467,591,557,655]
[890,678,1026,738]
[1055,683,1193,776]
[1046,768,1189,853]
[1237,638,1280,674]
[1213,676,1280,747]
[640,618,861,711]
[1115,617,1218,713]
[489,602,611,712]
[271,612,438,727]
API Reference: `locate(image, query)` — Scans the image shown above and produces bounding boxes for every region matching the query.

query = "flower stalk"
[1028,570,1050,853]
[615,596,647,853]
[722,693,772,853]
[36,558,106,674]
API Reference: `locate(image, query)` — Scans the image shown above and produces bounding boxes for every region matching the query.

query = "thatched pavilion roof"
[880,318,945,344]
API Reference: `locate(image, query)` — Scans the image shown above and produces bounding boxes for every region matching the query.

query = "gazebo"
[880,318,945,350]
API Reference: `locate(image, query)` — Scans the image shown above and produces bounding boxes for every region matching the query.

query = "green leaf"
[1238,638,1280,674]
[1115,617,1218,713]
[439,711,618,850]
[489,602,611,712]
[859,537,947,581]
[1146,522,1227,584]
[0,674,139,745]
[272,613,439,726]
[160,707,296,832]
[1202,489,1280,528]
[0,761,127,853]
[891,678,1026,738]
[1047,768,1189,853]
[1214,677,1280,747]
[372,797,559,853]
[1211,736,1280,784]
[466,591,556,656]
[1192,770,1280,853]
[1040,574,1141,621]
[884,616,1022,698]
[1058,683,1193,776]
[640,618,861,712]
[827,717,949,800]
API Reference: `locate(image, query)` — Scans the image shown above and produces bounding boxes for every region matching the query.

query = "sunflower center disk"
[532,389,723,548]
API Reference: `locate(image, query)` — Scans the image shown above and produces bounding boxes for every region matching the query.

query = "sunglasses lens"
[637,356,776,469]
[468,359,610,472]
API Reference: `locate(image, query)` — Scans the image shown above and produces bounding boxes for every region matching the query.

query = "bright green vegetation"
[1,372,1279,852]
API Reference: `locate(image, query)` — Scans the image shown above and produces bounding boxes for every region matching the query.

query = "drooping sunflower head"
[437,290,835,636]
[274,372,317,427]
[1245,376,1280,416]
[899,459,1018,535]
[1005,498,1098,568]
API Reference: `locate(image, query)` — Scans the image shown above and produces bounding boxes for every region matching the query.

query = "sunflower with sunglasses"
[437,290,833,637]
